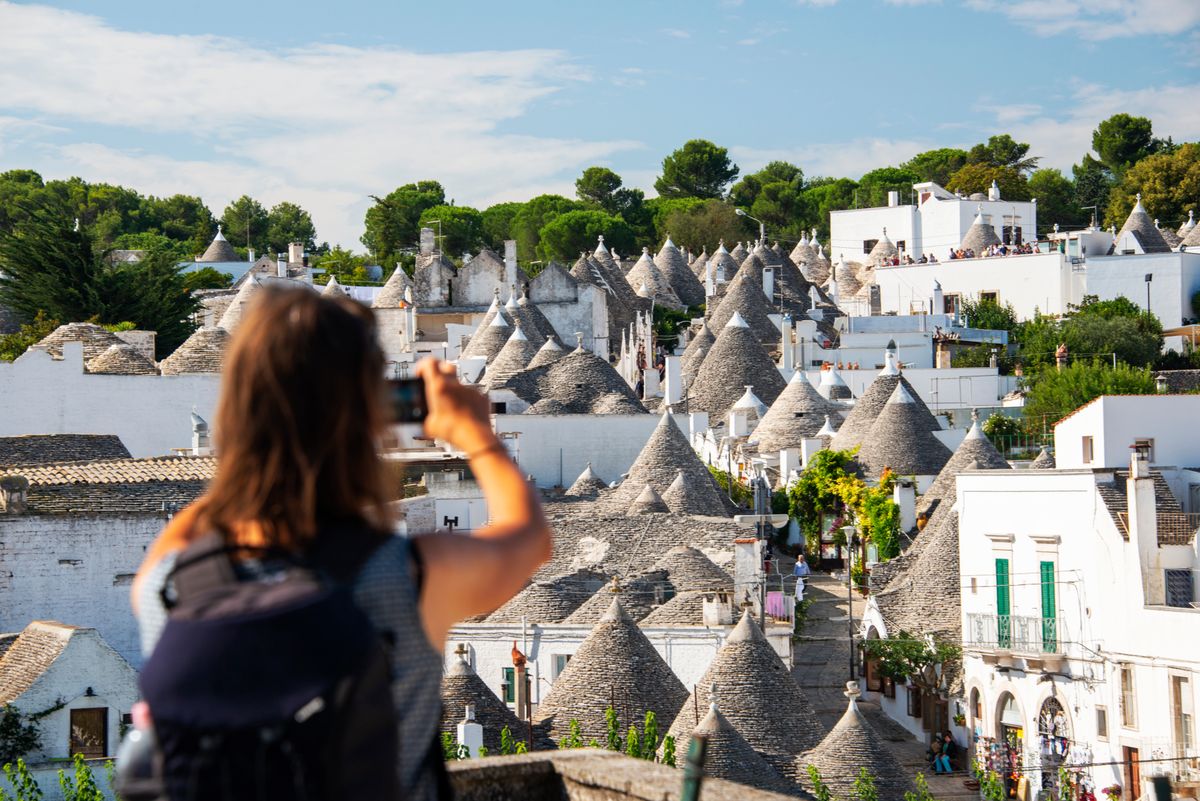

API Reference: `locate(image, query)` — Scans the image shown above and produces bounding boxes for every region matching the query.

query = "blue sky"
[1,0,1197,246]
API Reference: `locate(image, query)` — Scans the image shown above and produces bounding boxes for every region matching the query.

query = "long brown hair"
[194,284,392,549]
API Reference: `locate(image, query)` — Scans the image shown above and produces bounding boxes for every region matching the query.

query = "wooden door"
[1123,747,1140,800]
[69,707,107,759]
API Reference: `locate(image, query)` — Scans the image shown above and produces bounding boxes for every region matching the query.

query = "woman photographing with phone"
[128,286,552,801]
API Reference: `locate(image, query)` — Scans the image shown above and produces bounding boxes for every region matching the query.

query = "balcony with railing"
[966,613,1067,666]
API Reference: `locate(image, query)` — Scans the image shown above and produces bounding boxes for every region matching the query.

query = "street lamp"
[1144,273,1153,316]
[842,523,858,681]
[734,208,765,245]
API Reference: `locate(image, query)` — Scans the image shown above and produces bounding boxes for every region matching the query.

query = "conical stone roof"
[1184,220,1200,248]
[321,276,347,296]
[1159,221,1183,249]
[608,412,728,517]
[655,236,705,307]
[660,469,723,518]
[564,573,669,625]
[707,262,782,345]
[917,419,1010,517]
[198,226,239,263]
[680,322,715,390]
[566,462,608,497]
[687,312,787,421]
[689,248,709,280]
[1179,211,1196,239]
[816,365,851,401]
[486,569,606,624]
[217,276,261,332]
[873,510,962,642]
[626,248,684,310]
[628,484,670,515]
[961,208,1001,253]
[460,310,511,364]
[160,326,229,375]
[790,233,815,266]
[834,257,861,296]
[652,544,732,591]
[535,599,688,744]
[752,371,842,453]
[729,241,749,265]
[856,383,953,478]
[516,295,557,343]
[831,367,938,452]
[481,326,540,389]
[372,265,414,309]
[682,703,795,794]
[797,683,915,801]
[86,343,157,375]
[1117,194,1171,254]
[708,242,739,283]
[503,347,646,415]
[1030,448,1056,469]
[34,323,124,361]
[667,611,824,781]
[527,337,565,370]
[441,652,524,754]
[867,228,899,266]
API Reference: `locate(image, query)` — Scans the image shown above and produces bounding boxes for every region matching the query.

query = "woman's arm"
[411,359,553,647]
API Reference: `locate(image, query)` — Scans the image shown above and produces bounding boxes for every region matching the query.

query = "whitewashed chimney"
[419,227,436,256]
[456,704,484,758]
[503,240,518,289]
[288,242,304,264]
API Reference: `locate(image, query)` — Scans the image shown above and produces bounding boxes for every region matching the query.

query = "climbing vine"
[860,631,960,692]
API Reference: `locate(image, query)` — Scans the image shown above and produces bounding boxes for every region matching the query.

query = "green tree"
[219,195,269,253]
[904,771,935,801]
[480,202,523,251]
[2,758,44,801]
[361,180,445,262]
[417,204,483,257]
[110,231,190,261]
[575,167,623,211]
[0,706,41,767]
[1092,114,1160,178]
[500,725,516,755]
[861,633,960,695]
[1023,361,1156,424]
[947,164,1030,200]
[1072,155,1114,225]
[661,735,676,768]
[0,170,48,233]
[856,167,920,208]
[57,754,103,801]
[751,180,808,239]
[641,712,660,761]
[144,193,216,253]
[655,139,739,199]
[604,706,622,752]
[851,768,879,801]
[960,297,1018,332]
[536,210,634,263]
[624,725,641,759]
[1105,143,1200,232]
[0,312,59,362]
[729,161,803,209]
[1028,168,1083,232]
[510,194,581,262]
[967,134,1039,174]
[902,148,969,186]
[102,247,201,357]
[311,245,372,285]
[0,200,106,324]
[803,178,858,239]
[265,201,317,253]
[181,267,233,292]
[806,765,833,801]
[557,720,583,750]
[660,199,746,253]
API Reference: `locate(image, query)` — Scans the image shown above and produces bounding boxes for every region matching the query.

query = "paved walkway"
[792,574,976,801]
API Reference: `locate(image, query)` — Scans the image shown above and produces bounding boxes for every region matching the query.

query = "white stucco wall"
[1054,395,1200,471]
[493,413,696,489]
[0,344,220,458]
[0,513,163,666]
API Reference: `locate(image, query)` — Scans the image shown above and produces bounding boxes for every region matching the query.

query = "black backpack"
[125,527,408,801]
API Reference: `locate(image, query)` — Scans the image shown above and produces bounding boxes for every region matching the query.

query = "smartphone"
[387,377,428,424]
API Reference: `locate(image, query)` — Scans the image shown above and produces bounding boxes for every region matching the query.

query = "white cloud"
[732,138,937,180]
[661,28,692,39]
[964,0,1200,39]
[0,2,641,246]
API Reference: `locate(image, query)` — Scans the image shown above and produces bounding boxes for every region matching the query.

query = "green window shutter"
[995,558,1011,648]
[1040,561,1057,652]
[502,667,515,703]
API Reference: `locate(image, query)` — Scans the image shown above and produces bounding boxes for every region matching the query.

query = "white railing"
[966,613,1064,653]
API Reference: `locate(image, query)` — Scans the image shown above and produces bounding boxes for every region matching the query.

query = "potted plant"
[979,770,1005,801]
[964,760,981,791]
[1101,785,1122,801]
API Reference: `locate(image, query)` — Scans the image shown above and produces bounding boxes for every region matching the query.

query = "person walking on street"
[793,553,812,599]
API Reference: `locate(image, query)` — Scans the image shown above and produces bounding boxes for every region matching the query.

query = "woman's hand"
[415,358,496,454]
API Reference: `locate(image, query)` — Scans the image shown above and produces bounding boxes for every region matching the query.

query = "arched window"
[971,687,983,730]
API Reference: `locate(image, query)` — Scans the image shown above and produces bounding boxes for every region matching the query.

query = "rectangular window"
[907,685,923,718]
[980,291,999,304]
[1082,436,1094,465]
[490,402,507,414]
[863,239,878,254]
[69,708,107,759]
[502,667,515,704]
[1166,570,1194,608]
[896,240,907,253]
[1040,561,1057,652]
[1097,706,1109,741]
[996,558,1012,648]
[552,654,571,681]
[943,293,961,316]
[1002,225,1023,245]
[1120,665,1137,729]
[1172,676,1194,758]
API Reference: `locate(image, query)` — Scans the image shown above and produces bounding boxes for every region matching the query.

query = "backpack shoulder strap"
[161,531,240,609]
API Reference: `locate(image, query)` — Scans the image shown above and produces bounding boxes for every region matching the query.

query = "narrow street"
[792,574,977,801]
